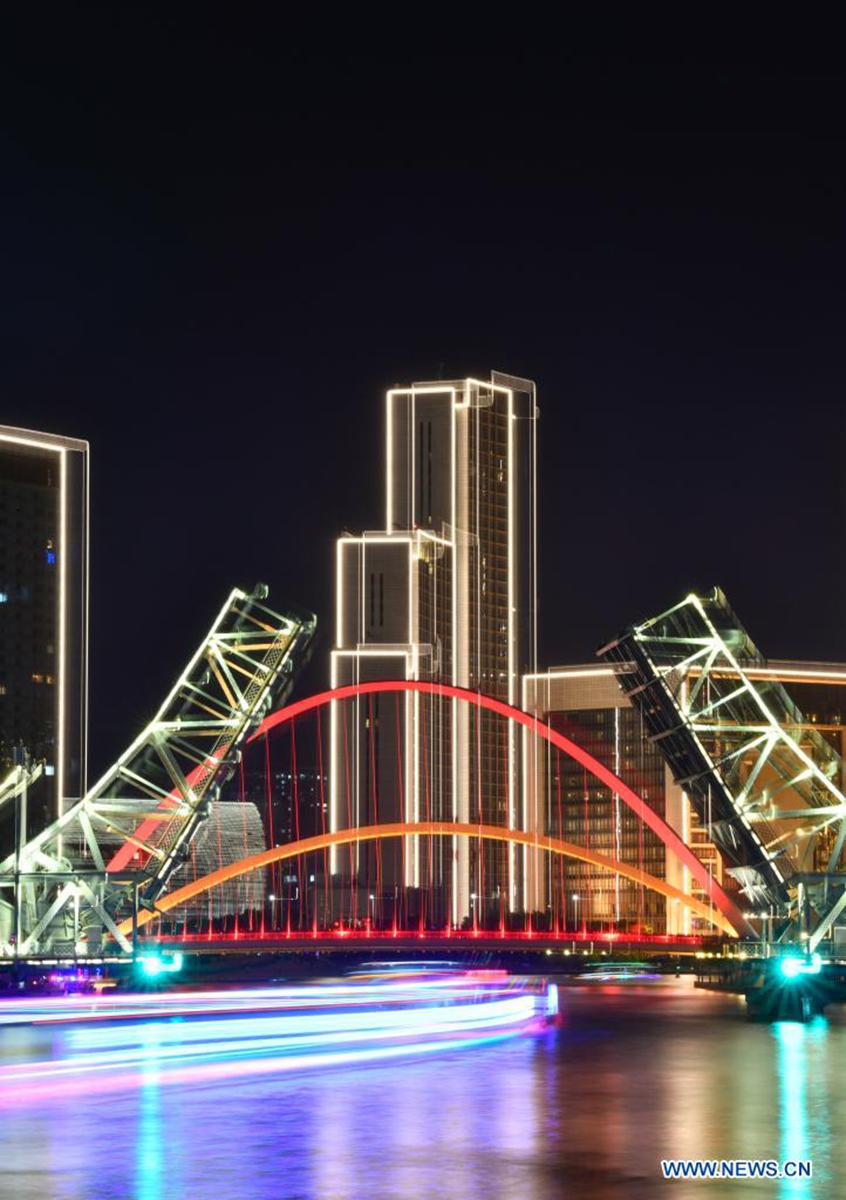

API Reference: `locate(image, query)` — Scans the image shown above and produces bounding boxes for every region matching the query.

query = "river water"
[0,977,841,1199]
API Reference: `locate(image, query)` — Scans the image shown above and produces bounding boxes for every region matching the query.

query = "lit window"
[0,592,6,603]
[31,673,44,684]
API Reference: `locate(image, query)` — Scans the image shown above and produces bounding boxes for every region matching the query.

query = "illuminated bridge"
[120,680,747,950]
[0,585,750,963]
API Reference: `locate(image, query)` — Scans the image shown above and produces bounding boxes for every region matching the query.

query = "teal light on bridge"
[779,953,822,981]
[137,952,183,978]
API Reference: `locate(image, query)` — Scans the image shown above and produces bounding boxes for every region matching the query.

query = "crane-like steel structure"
[600,588,846,951]
[0,585,316,961]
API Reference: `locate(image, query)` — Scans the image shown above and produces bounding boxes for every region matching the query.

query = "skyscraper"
[331,372,538,924]
[0,426,89,838]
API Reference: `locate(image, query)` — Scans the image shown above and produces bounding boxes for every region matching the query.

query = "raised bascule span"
[0,762,44,817]
[0,585,317,960]
[599,587,846,952]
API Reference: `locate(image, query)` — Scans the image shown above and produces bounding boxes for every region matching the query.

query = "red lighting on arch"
[108,681,750,939]
[245,680,750,938]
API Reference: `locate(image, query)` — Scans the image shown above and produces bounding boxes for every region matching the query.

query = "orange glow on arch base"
[118,821,739,939]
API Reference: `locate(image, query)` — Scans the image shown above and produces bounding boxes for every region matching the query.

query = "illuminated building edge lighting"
[0,426,90,823]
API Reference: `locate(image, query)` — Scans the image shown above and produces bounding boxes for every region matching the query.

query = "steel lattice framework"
[0,762,43,818]
[0,585,316,960]
[599,588,846,950]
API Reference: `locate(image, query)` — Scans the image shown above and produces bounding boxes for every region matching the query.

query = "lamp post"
[572,893,580,935]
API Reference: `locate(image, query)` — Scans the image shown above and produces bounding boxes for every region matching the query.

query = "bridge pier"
[744,975,827,1023]
[696,956,846,1022]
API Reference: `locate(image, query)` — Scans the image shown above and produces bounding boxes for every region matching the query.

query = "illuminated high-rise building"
[331,372,538,924]
[0,426,89,839]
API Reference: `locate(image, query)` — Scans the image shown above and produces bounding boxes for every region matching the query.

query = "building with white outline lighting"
[0,426,89,840]
[331,372,538,925]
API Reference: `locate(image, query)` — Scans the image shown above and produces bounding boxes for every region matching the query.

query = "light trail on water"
[0,971,558,1104]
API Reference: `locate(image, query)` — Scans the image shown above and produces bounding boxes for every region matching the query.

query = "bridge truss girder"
[0,585,316,961]
[599,588,846,951]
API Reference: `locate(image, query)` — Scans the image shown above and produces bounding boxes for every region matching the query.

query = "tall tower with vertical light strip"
[0,426,89,839]
[330,372,538,925]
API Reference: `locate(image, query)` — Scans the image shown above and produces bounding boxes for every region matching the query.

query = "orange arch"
[119,822,739,938]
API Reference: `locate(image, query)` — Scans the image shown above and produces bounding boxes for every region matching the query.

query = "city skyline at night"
[0,399,738,955]
[8,381,846,946]
[6,51,846,787]
[5,26,846,1199]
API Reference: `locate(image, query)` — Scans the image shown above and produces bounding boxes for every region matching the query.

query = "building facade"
[0,426,89,841]
[523,660,846,935]
[523,666,699,935]
[331,373,538,925]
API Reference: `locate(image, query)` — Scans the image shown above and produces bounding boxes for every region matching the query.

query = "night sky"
[3,25,846,775]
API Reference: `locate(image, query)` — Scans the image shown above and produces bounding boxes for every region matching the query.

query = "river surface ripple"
[0,977,840,1200]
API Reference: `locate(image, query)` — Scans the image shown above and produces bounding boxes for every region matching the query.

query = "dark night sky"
[3,23,846,775]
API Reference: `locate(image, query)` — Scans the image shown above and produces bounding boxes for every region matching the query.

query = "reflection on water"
[777,1021,810,1195]
[2,978,844,1199]
[138,1063,165,1200]
[776,1018,830,1199]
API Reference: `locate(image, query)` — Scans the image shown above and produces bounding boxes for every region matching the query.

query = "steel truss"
[0,585,315,961]
[0,761,43,817]
[599,588,846,951]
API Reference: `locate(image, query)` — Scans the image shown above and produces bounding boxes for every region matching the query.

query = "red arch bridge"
[115,681,749,950]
